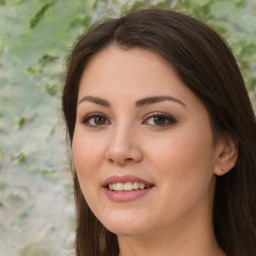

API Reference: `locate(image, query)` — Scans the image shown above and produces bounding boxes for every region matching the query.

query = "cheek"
[72,135,102,212]
[71,128,111,205]
[72,131,101,190]
[147,125,216,200]
[72,128,106,170]
[150,128,214,168]
[72,139,91,175]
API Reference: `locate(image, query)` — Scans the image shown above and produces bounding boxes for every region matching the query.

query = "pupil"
[154,116,165,125]
[95,116,105,125]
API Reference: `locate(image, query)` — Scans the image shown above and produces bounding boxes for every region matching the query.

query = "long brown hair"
[62,8,256,256]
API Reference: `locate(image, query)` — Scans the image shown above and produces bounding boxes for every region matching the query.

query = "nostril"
[104,138,143,165]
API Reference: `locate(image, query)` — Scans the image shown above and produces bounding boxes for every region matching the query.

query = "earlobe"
[214,134,238,176]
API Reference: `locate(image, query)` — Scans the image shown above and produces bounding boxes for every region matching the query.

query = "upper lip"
[102,175,154,187]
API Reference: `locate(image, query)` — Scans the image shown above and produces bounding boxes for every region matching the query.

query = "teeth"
[132,182,140,190]
[123,182,133,191]
[115,183,123,191]
[139,183,145,189]
[108,182,150,191]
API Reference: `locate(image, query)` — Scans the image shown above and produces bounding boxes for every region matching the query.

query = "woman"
[62,8,256,256]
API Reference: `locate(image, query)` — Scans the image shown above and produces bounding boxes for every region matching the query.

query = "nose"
[105,125,143,166]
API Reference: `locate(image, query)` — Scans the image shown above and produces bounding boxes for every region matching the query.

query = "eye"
[81,113,110,127]
[143,113,176,127]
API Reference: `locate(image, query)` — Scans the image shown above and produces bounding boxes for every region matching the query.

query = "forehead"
[81,46,171,82]
[78,46,188,99]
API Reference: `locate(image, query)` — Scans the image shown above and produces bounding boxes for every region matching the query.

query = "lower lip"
[104,187,154,202]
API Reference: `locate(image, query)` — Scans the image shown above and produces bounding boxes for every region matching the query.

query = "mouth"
[107,182,153,192]
[103,175,154,192]
[103,175,154,201]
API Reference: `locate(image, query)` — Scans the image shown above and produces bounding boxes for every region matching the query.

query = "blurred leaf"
[15,0,27,4]
[69,14,91,28]
[195,0,211,6]
[30,1,56,29]
[121,0,151,14]
[0,180,7,191]
[39,54,58,67]
[9,152,27,164]
[43,83,58,96]
[16,116,33,130]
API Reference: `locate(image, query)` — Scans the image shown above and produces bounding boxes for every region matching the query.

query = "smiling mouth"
[108,182,153,192]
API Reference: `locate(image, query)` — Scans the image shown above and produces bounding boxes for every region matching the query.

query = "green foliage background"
[0,0,255,255]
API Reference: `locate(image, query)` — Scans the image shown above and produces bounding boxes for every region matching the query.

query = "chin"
[99,213,151,237]
[107,224,148,237]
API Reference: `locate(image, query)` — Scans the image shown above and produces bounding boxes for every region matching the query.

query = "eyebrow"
[135,96,186,108]
[78,96,111,107]
[77,95,186,108]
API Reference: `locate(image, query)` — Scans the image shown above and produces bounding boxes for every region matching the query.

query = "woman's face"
[72,46,221,238]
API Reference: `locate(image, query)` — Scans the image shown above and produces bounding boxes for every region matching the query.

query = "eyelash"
[80,112,176,127]
[81,113,110,127]
[143,112,176,127]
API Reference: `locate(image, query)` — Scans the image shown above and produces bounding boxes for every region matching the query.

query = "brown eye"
[153,116,167,125]
[94,116,106,125]
[143,113,176,127]
[81,114,110,127]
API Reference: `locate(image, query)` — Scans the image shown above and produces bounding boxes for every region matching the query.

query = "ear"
[214,134,238,176]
